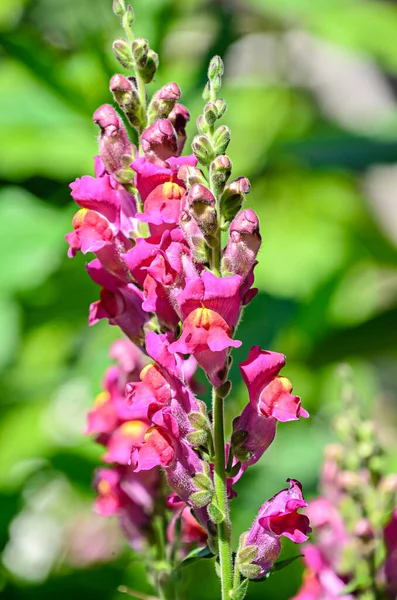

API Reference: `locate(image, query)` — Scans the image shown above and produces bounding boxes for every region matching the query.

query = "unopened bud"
[93,104,132,174]
[208,55,224,79]
[112,38,134,69]
[219,177,251,222]
[168,103,190,155]
[204,102,217,126]
[215,98,227,119]
[187,184,216,234]
[131,37,149,68]
[122,5,134,28]
[192,135,214,166]
[180,211,209,263]
[210,155,232,196]
[139,49,159,83]
[213,125,231,155]
[177,165,207,188]
[148,82,181,121]
[196,114,210,135]
[113,0,125,17]
[222,209,261,279]
[110,74,141,128]
[354,519,374,541]
[141,119,177,165]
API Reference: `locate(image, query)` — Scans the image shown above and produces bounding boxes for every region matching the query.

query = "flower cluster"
[66,2,310,597]
[293,373,397,599]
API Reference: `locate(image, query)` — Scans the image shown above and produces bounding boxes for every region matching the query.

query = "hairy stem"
[213,388,233,600]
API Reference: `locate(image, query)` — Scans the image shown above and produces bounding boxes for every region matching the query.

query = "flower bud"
[148,82,181,121]
[131,37,149,68]
[204,102,217,126]
[213,125,231,155]
[139,49,159,83]
[219,177,250,222]
[141,119,178,166]
[93,104,132,175]
[210,155,232,196]
[187,184,217,234]
[112,38,134,69]
[222,209,261,279]
[354,518,374,541]
[177,165,207,189]
[208,55,224,79]
[215,98,227,119]
[110,74,141,128]
[196,114,210,135]
[180,210,209,263]
[168,103,190,155]
[192,135,214,166]
[112,0,125,17]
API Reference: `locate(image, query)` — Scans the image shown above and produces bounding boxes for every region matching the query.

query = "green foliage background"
[1,0,397,598]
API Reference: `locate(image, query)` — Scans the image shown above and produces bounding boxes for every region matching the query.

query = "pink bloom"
[87,259,148,340]
[103,419,149,465]
[175,270,243,329]
[232,403,277,466]
[137,181,185,236]
[132,154,197,201]
[168,307,241,387]
[240,346,308,422]
[293,545,352,600]
[306,498,347,568]
[240,479,310,579]
[167,504,208,552]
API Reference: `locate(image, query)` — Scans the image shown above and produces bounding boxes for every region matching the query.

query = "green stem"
[212,388,233,600]
[122,13,147,152]
[232,561,241,595]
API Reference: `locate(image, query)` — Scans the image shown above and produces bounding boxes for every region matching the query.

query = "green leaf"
[271,554,303,572]
[178,546,214,569]
[249,554,303,583]
[0,187,71,294]
[208,503,225,524]
[230,578,249,600]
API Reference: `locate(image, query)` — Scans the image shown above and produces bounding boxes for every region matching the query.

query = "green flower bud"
[122,5,134,28]
[204,102,217,126]
[192,135,215,165]
[208,55,224,79]
[112,38,134,69]
[196,114,210,135]
[132,37,149,67]
[113,0,125,17]
[139,49,159,83]
[215,98,227,119]
[213,125,231,155]
[177,165,207,188]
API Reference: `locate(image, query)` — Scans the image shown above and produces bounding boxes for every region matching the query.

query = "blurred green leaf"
[0,187,71,293]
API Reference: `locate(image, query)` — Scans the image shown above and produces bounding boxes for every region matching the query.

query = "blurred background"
[1,0,397,598]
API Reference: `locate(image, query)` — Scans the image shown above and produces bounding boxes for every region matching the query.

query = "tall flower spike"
[68,7,313,598]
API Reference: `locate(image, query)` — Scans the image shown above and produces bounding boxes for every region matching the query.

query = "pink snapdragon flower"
[239,479,311,579]
[293,545,352,600]
[240,346,308,422]
[169,307,241,386]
